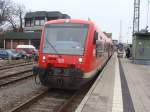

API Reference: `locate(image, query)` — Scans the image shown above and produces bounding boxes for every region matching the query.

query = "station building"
[132,32,150,64]
[1,11,70,49]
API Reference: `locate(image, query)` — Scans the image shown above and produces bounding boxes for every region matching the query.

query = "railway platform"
[75,53,150,112]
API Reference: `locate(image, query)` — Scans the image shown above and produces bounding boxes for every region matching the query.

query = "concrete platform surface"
[75,54,150,112]
[120,58,150,112]
[76,54,118,112]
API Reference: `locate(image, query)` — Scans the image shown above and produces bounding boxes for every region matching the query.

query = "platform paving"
[76,54,117,112]
[76,54,150,112]
[120,58,150,112]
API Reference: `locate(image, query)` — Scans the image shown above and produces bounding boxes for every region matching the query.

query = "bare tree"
[0,0,17,31]
[15,4,26,32]
[7,3,26,32]
[6,2,18,31]
[0,0,26,32]
[0,0,12,26]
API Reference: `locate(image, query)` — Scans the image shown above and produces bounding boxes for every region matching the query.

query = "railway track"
[2,63,109,112]
[8,89,79,112]
[0,62,36,87]
[0,63,35,78]
[0,61,35,70]
[7,79,95,112]
[0,55,111,112]
[0,71,35,87]
[0,60,30,66]
[7,62,108,112]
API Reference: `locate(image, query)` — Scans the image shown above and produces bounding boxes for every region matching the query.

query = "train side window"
[104,42,108,52]
[93,31,98,45]
[96,41,104,57]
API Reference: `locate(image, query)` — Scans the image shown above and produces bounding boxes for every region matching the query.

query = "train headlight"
[65,19,70,23]
[78,58,83,63]
[42,56,46,62]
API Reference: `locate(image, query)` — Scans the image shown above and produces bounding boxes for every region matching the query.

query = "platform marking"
[112,57,123,112]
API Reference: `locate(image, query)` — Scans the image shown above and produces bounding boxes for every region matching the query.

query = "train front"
[37,19,90,89]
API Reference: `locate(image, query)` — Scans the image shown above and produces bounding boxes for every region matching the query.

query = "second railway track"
[0,61,35,70]
[0,71,35,87]
[0,62,36,87]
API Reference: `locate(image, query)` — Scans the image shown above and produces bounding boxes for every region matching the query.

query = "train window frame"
[93,31,98,45]
[96,41,104,57]
[42,23,89,56]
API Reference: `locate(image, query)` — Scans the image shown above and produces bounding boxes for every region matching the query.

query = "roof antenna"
[146,0,150,32]
[88,17,91,21]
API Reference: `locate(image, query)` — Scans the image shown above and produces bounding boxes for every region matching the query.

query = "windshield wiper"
[45,38,62,58]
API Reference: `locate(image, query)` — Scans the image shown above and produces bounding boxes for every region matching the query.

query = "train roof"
[44,19,112,44]
[45,19,94,26]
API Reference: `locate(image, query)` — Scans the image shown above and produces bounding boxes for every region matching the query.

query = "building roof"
[103,32,112,39]
[135,32,150,36]
[25,11,46,18]
[47,11,63,18]
[2,32,41,40]
[25,11,70,19]
[62,14,71,19]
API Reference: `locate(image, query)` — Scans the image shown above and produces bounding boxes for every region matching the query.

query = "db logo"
[58,58,64,63]
[93,49,96,56]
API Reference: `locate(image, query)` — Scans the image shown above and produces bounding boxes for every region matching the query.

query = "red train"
[35,19,113,89]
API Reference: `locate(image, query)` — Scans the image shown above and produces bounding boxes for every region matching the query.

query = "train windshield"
[42,23,88,55]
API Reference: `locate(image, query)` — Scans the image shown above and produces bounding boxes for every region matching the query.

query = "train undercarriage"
[33,66,91,90]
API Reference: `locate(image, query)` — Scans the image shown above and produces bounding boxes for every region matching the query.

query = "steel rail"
[0,69,32,80]
[0,62,35,70]
[9,90,48,112]
[56,91,78,112]
[0,72,35,87]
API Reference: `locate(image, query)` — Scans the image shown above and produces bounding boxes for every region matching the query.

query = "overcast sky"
[14,0,149,43]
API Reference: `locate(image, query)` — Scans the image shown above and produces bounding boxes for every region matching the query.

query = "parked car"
[16,45,37,57]
[0,49,22,59]
[0,49,8,59]
[16,49,28,59]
